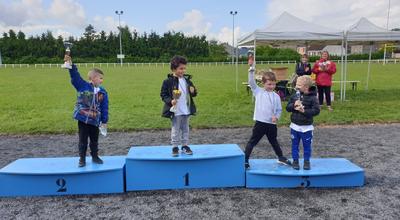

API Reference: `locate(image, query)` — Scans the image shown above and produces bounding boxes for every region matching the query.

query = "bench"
[332,81,361,91]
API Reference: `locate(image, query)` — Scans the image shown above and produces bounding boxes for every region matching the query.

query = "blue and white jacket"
[68,64,108,127]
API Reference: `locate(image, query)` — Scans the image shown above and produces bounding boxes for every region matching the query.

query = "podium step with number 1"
[125,144,245,191]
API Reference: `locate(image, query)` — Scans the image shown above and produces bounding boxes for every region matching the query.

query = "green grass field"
[0,62,399,134]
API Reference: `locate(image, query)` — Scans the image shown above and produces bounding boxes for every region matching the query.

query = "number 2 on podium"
[56,178,67,192]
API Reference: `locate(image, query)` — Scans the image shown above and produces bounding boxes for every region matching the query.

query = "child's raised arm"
[66,55,87,91]
[248,67,258,93]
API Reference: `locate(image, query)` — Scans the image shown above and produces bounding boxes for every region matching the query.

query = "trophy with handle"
[169,89,181,113]
[248,50,255,70]
[61,41,73,69]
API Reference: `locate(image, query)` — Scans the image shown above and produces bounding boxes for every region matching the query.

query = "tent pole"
[235,43,239,93]
[383,44,387,65]
[366,43,373,91]
[343,37,349,101]
[253,39,257,67]
[340,35,345,101]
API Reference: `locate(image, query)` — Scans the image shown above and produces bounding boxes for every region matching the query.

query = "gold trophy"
[61,41,73,69]
[170,89,181,113]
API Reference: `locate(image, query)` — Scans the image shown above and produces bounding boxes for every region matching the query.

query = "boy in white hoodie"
[244,65,292,169]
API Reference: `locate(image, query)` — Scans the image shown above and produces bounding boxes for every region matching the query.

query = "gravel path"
[0,124,399,219]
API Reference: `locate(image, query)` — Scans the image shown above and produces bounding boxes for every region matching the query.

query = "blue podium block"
[246,158,364,188]
[0,156,126,197]
[126,144,245,190]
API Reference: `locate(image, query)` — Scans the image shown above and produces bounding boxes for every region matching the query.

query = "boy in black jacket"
[160,56,197,157]
[286,75,320,170]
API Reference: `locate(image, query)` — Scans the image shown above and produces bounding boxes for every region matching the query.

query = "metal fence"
[0,59,399,69]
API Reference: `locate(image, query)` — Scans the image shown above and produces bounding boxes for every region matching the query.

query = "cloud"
[0,0,86,38]
[92,16,124,33]
[55,29,73,39]
[208,26,243,46]
[0,0,46,26]
[49,0,86,27]
[0,24,66,37]
[266,0,400,30]
[167,9,244,46]
[89,15,138,37]
[167,9,212,36]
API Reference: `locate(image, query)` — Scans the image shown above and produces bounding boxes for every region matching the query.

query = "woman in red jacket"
[312,51,336,111]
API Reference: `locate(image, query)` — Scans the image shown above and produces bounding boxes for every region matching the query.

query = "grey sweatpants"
[171,115,190,147]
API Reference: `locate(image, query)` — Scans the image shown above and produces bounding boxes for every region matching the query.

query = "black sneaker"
[292,159,300,170]
[303,160,311,170]
[277,157,292,166]
[92,156,103,164]
[245,162,250,169]
[78,157,86,167]
[181,146,193,155]
[172,147,179,157]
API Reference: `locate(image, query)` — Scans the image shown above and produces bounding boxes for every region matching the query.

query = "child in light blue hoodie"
[244,65,291,169]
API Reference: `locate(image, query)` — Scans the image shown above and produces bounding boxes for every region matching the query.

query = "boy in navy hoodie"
[286,75,320,170]
[64,55,109,167]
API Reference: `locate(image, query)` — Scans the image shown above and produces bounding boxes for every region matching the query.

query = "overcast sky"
[0,0,398,45]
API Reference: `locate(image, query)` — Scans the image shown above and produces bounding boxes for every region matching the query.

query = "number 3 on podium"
[184,173,190,186]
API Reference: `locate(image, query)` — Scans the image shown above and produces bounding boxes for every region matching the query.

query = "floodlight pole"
[230,11,237,65]
[115,10,124,66]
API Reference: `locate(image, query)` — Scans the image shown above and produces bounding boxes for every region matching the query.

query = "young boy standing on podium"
[286,75,320,170]
[244,55,292,169]
[160,56,197,157]
[64,55,109,167]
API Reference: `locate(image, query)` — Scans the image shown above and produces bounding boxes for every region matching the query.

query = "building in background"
[323,45,345,56]
[350,45,379,54]
[306,45,325,57]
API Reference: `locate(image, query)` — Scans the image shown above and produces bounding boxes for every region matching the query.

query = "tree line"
[0,24,391,64]
[0,25,228,64]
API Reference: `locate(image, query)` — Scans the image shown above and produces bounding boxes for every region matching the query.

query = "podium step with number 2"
[0,156,126,196]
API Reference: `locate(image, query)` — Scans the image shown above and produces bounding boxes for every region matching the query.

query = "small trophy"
[99,123,107,137]
[248,50,255,71]
[295,89,304,111]
[61,41,73,69]
[170,89,181,113]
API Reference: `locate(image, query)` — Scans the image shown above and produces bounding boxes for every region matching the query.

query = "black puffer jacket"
[286,86,320,125]
[160,73,197,118]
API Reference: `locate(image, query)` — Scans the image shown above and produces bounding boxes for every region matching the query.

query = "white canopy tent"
[343,18,400,99]
[237,12,346,99]
[238,12,343,47]
[238,12,400,101]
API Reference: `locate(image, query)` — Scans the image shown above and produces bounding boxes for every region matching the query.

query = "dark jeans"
[317,85,331,106]
[291,129,313,161]
[245,121,284,162]
[78,121,99,157]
